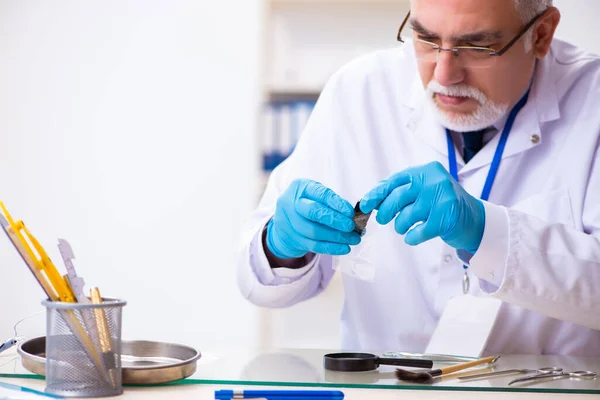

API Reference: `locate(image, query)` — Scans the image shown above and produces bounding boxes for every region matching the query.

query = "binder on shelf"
[262,99,316,173]
[279,104,293,158]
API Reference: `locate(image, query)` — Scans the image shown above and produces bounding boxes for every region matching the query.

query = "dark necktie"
[461,130,486,163]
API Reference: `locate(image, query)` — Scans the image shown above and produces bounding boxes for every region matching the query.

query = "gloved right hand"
[265,179,361,259]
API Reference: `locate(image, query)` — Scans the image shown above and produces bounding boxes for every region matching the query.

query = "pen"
[0,380,64,398]
[214,390,344,399]
[91,287,118,389]
[220,397,342,400]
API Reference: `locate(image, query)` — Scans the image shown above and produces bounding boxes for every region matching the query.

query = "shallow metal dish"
[17,336,201,385]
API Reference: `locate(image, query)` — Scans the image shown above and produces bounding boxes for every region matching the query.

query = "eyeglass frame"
[396,8,550,58]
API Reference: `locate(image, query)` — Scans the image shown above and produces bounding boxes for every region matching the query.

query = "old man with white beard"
[236,0,600,356]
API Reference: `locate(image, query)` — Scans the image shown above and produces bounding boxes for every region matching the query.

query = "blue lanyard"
[445,90,530,292]
[446,90,530,199]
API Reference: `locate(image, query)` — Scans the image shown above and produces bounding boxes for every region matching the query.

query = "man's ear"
[533,7,561,59]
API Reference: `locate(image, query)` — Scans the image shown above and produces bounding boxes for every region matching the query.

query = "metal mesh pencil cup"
[42,298,126,398]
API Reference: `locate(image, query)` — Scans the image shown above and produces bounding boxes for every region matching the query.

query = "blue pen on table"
[215,389,344,399]
[217,397,342,400]
[0,381,64,399]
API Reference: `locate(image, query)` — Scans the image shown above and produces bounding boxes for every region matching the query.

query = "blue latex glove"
[359,162,486,254]
[266,179,361,259]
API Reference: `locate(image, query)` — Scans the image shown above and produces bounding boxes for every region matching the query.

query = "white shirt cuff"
[466,201,510,290]
[249,225,319,286]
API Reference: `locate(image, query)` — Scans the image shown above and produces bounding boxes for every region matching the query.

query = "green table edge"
[1,374,598,395]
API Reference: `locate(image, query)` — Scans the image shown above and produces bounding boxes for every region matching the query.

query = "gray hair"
[514,0,553,51]
[514,0,553,22]
[409,0,552,51]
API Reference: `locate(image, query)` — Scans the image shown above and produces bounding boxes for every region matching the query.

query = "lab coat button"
[444,255,452,263]
[531,134,540,144]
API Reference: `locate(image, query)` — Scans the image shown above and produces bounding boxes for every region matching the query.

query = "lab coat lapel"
[457,101,541,175]
[459,56,560,175]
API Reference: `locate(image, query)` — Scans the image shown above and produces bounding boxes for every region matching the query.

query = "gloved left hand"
[359,161,486,254]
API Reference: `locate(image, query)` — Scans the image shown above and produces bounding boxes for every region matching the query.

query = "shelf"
[269,92,321,103]
[266,85,323,101]
[264,0,406,96]
[271,0,408,7]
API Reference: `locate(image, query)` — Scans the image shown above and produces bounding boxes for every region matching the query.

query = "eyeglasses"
[396,9,549,69]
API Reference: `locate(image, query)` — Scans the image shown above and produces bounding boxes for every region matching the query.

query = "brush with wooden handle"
[395,355,500,383]
[91,287,118,389]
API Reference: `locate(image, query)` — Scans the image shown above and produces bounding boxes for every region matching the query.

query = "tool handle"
[457,369,523,381]
[91,288,112,353]
[378,357,434,369]
[440,356,498,375]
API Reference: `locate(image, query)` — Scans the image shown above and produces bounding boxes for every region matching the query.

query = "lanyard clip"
[462,267,470,294]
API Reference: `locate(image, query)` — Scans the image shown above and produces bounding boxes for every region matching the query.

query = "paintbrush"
[395,355,500,383]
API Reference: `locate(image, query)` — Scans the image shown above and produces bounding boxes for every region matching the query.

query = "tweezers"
[382,351,479,363]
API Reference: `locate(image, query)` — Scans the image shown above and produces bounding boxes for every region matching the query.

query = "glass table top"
[1,346,599,394]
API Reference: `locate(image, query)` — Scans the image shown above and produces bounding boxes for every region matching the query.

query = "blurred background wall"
[0,0,265,350]
[0,0,598,352]
[554,0,600,54]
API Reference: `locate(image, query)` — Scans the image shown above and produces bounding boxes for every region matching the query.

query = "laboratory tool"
[19,336,201,385]
[508,369,597,386]
[383,351,478,363]
[0,204,111,387]
[43,297,126,397]
[458,367,562,382]
[323,352,433,372]
[57,239,90,304]
[395,355,499,383]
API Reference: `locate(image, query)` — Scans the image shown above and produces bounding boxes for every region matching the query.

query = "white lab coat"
[236,39,600,356]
